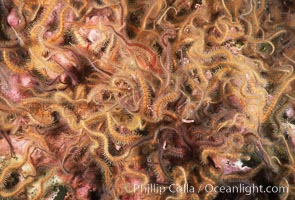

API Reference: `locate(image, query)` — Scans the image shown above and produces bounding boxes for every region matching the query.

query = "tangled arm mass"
[0,0,295,199]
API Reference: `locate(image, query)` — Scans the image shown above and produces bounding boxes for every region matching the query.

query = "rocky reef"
[0,0,294,199]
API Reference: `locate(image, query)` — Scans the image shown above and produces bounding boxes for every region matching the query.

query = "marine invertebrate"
[0,0,294,199]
